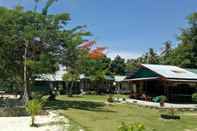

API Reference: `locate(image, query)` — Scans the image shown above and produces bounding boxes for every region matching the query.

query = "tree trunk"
[68,81,74,97]
[31,115,36,127]
[48,82,56,100]
[22,78,32,105]
[22,87,29,105]
[22,42,29,105]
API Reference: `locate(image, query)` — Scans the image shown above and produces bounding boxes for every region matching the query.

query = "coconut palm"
[161,41,172,55]
[25,99,42,127]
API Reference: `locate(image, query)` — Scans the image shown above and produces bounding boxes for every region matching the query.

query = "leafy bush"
[192,93,197,102]
[32,91,46,99]
[107,95,113,103]
[159,96,167,103]
[25,99,43,127]
[118,122,145,131]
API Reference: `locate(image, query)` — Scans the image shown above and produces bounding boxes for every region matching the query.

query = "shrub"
[32,91,46,99]
[118,122,145,131]
[122,98,126,101]
[192,93,197,102]
[107,95,113,103]
[159,96,167,103]
[25,99,43,127]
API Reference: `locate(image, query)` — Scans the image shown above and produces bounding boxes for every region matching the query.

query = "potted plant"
[159,95,167,107]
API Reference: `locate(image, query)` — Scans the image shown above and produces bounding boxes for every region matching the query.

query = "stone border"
[125,98,197,111]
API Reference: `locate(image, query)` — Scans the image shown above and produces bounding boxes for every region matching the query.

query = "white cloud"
[107,50,142,60]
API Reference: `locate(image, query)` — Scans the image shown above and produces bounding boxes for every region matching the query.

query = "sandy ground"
[0,111,69,131]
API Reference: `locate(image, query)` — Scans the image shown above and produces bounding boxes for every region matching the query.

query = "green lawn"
[45,95,197,131]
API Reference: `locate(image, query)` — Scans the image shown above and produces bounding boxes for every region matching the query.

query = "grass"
[45,95,197,131]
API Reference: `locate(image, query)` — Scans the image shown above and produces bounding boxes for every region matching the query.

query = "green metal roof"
[127,67,159,79]
[127,64,197,80]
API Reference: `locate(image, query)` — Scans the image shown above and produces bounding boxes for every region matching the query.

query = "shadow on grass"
[44,99,115,112]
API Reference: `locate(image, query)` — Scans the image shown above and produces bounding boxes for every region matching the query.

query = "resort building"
[125,64,197,103]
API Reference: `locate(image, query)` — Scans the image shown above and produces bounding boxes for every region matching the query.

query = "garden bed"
[160,114,180,120]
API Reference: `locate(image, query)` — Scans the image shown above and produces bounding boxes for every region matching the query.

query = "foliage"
[125,12,197,70]
[111,55,126,75]
[89,47,106,60]
[178,12,197,68]
[0,2,89,102]
[160,41,173,64]
[160,12,197,68]
[107,95,113,103]
[161,43,193,67]
[126,48,159,72]
[160,41,172,56]
[159,95,167,103]
[63,70,80,97]
[25,99,43,126]
[80,56,113,94]
[63,71,80,82]
[81,56,111,81]
[192,93,197,102]
[118,122,145,131]
[147,48,159,64]
[42,0,58,15]
[125,59,140,74]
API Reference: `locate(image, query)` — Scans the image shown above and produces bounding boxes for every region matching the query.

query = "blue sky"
[0,0,196,59]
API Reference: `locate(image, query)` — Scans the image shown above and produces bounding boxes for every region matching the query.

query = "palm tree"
[161,41,172,55]
[147,48,158,64]
[33,0,41,12]
[42,0,58,15]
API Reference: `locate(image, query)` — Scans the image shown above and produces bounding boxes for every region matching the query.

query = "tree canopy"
[125,12,197,70]
[0,2,89,101]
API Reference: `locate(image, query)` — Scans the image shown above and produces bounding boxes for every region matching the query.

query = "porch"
[127,78,197,103]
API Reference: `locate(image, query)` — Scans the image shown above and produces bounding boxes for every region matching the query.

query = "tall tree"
[160,41,173,64]
[164,44,193,67]
[33,0,41,12]
[42,0,58,15]
[0,4,87,103]
[125,59,139,74]
[178,12,197,67]
[110,55,126,75]
[161,41,172,55]
[147,48,159,64]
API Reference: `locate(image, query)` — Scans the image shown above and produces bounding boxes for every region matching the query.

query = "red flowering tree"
[79,40,107,60]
